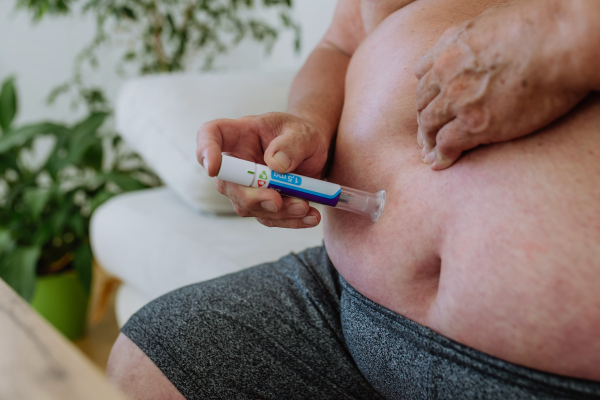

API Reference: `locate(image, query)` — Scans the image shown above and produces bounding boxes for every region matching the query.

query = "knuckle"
[437,122,472,153]
[420,129,437,149]
[237,190,258,210]
[197,121,214,138]
[422,132,436,150]
[295,133,312,154]
[416,72,430,88]
[436,131,459,152]
[257,113,283,135]
[262,111,282,121]
[423,100,455,132]
[447,24,461,36]
[196,124,212,156]
[418,110,435,134]
[238,198,254,211]
[415,46,435,76]
[197,122,208,136]
[284,123,306,141]
[415,79,439,111]
[415,78,429,101]
[435,141,460,164]
[295,119,318,139]
[440,24,461,43]
[238,115,255,125]
[233,204,250,218]
[432,57,449,76]
[215,179,226,195]
[460,107,491,133]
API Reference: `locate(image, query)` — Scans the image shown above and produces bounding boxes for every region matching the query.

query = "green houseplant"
[0,77,157,339]
[2,0,300,339]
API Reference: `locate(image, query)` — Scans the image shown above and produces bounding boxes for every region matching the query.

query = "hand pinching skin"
[414,0,598,170]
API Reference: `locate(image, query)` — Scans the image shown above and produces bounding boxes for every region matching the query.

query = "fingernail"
[203,158,209,172]
[421,146,429,162]
[261,201,277,212]
[288,203,307,216]
[303,216,318,226]
[417,128,424,147]
[273,151,292,171]
[425,150,436,165]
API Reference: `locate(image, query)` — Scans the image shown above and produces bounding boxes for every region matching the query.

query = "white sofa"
[90,0,338,325]
[91,71,326,326]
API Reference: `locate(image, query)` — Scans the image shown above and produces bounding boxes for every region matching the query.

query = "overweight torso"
[323,0,600,380]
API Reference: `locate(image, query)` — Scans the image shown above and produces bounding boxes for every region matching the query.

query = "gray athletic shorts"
[122,246,600,399]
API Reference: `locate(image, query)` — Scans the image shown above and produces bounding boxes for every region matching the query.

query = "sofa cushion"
[115,71,296,214]
[90,187,324,300]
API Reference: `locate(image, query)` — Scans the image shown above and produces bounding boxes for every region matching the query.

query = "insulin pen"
[216,154,386,222]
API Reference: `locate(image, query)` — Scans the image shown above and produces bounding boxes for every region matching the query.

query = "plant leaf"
[50,203,72,235]
[0,123,67,154]
[0,77,17,132]
[0,229,15,255]
[71,112,108,137]
[66,134,98,166]
[89,190,114,212]
[0,246,40,302]
[101,172,148,192]
[62,112,108,166]
[23,187,52,219]
[32,221,53,248]
[73,244,92,295]
[81,141,103,170]
[68,213,85,238]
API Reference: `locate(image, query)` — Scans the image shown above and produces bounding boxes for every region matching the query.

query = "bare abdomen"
[323,0,600,381]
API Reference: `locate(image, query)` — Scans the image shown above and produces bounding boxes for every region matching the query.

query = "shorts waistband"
[339,276,600,399]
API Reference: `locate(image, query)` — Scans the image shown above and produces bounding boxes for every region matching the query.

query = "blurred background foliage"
[18,0,300,111]
[0,76,157,301]
[1,0,300,301]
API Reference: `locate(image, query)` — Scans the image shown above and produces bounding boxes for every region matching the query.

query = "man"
[107,0,600,398]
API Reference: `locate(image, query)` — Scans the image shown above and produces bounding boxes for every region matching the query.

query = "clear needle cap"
[335,187,386,222]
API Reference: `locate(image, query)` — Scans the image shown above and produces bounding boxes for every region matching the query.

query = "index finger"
[196,118,259,177]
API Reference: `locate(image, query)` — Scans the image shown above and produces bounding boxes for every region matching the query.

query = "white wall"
[0,0,336,125]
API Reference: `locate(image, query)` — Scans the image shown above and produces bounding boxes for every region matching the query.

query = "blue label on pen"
[271,171,302,186]
[268,171,341,207]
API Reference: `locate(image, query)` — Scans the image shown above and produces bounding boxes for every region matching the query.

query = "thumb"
[263,124,328,177]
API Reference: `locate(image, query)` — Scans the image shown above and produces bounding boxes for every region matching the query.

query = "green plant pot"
[31,272,89,341]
